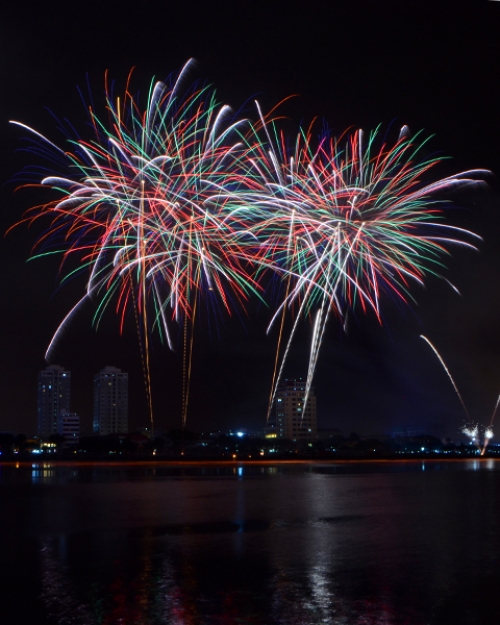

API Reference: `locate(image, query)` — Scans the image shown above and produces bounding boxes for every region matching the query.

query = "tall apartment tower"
[93,367,128,435]
[37,365,71,438]
[274,378,317,441]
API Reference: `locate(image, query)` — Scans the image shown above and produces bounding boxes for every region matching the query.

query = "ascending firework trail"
[481,394,500,454]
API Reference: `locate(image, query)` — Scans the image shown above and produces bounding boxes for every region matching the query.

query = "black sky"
[1,0,500,438]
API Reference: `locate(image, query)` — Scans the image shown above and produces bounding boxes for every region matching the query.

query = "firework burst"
[11,61,262,425]
[243,117,487,415]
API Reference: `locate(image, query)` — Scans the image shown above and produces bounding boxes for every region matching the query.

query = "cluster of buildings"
[37,365,128,442]
[37,365,318,445]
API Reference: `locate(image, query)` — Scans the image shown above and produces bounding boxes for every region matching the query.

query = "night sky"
[1,0,500,438]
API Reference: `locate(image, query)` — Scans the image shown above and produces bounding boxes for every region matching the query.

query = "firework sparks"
[461,423,482,453]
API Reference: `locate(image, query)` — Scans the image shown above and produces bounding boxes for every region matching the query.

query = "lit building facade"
[274,378,317,441]
[93,367,128,435]
[57,412,80,444]
[37,365,71,438]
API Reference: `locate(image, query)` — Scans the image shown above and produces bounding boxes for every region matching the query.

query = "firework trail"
[481,393,500,454]
[420,335,470,419]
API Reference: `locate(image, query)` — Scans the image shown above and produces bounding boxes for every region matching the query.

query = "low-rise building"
[58,412,80,444]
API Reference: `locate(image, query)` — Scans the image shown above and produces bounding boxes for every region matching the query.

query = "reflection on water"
[467,458,497,471]
[31,464,59,483]
[1,460,500,624]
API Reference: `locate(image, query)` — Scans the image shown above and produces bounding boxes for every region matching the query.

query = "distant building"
[271,378,317,441]
[37,365,71,438]
[390,423,446,440]
[317,427,344,440]
[93,367,128,435]
[57,412,80,444]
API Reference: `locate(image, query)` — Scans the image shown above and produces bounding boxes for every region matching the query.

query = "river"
[1,459,499,624]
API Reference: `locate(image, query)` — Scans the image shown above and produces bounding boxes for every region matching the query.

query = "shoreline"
[1,456,498,468]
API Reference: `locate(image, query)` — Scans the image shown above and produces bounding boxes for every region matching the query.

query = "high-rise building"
[37,365,71,438]
[93,366,128,435]
[273,378,317,441]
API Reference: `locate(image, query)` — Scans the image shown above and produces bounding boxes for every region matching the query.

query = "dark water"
[1,460,500,625]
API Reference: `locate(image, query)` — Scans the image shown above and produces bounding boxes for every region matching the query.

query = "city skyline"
[1,1,500,438]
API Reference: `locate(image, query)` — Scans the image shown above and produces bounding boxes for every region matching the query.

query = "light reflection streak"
[40,537,93,625]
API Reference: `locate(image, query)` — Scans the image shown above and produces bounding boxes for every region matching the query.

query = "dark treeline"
[1,430,498,460]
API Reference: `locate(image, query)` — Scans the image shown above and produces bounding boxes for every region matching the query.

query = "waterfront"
[1,459,500,624]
